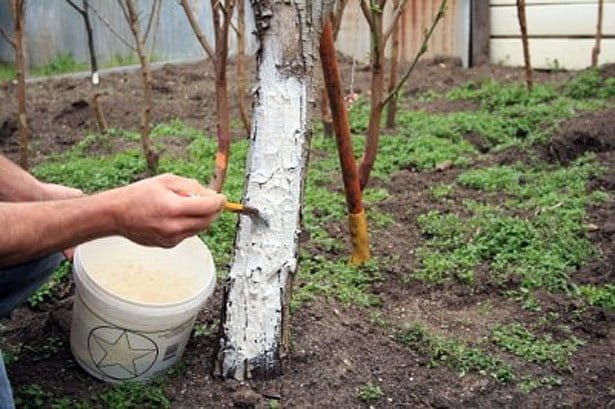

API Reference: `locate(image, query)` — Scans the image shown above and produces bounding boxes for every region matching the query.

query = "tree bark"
[320,19,370,264]
[591,0,603,67]
[516,0,532,92]
[385,0,401,129]
[209,0,235,193]
[219,0,333,380]
[358,0,386,191]
[236,0,251,135]
[125,0,158,173]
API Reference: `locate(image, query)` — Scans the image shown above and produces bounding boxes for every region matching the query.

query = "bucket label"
[88,326,159,380]
[71,296,196,382]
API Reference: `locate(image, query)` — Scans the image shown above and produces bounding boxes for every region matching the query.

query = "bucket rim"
[73,235,216,309]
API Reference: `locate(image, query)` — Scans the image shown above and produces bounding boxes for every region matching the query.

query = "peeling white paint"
[220,0,334,380]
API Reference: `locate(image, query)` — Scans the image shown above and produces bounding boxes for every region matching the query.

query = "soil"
[0,58,613,408]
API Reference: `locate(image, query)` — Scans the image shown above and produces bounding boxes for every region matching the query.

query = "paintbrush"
[178,191,268,226]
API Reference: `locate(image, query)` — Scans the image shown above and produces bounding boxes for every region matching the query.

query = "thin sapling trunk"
[1,0,30,169]
[320,18,370,264]
[125,0,160,174]
[516,0,532,92]
[591,0,604,67]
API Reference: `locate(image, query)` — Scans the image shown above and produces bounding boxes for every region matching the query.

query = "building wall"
[335,0,471,67]
[489,0,615,69]
[0,0,256,69]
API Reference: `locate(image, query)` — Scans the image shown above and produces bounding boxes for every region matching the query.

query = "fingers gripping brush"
[177,191,268,227]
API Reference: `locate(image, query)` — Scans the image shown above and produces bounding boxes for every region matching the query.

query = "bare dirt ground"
[0,58,613,408]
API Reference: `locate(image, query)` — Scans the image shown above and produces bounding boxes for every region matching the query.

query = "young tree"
[65,0,107,133]
[218,0,334,380]
[358,0,446,190]
[89,1,161,173]
[235,0,251,135]
[591,0,604,67]
[320,18,370,264]
[0,0,30,169]
[180,0,236,192]
[385,0,402,129]
[123,0,161,174]
[516,0,532,92]
[319,0,348,138]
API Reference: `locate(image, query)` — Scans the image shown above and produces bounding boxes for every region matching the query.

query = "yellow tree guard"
[349,210,370,265]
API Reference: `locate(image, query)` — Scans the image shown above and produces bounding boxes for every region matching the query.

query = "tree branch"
[360,0,375,33]
[89,2,136,51]
[143,0,160,44]
[65,0,86,16]
[0,27,15,48]
[382,0,447,107]
[383,0,408,43]
[180,0,215,60]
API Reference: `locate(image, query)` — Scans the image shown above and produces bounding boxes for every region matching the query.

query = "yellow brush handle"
[224,202,245,213]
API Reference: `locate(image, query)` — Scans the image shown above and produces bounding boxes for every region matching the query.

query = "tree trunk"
[516,0,532,92]
[219,0,333,380]
[385,0,401,129]
[236,0,251,135]
[591,0,603,67]
[358,8,385,191]
[125,0,158,174]
[320,19,370,264]
[11,0,29,170]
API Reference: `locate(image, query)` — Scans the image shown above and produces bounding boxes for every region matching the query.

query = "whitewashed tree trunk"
[218,0,333,380]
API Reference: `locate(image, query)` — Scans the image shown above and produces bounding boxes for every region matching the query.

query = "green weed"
[577,284,615,310]
[518,376,563,394]
[33,53,87,77]
[358,383,384,403]
[292,254,382,311]
[492,323,584,370]
[564,68,615,99]
[90,382,170,409]
[398,323,514,382]
[14,384,51,409]
[28,261,71,308]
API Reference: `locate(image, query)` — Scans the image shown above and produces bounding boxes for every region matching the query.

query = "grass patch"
[398,323,514,382]
[492,323,584,370]
[414,156,602,292]
[577,284,615,310]
[27,261,71,308]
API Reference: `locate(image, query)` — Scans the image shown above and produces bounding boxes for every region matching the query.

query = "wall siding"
[489,0,615,69]
[0,0,256,68]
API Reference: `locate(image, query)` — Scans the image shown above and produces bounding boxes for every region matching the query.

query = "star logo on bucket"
[88,326,159,380]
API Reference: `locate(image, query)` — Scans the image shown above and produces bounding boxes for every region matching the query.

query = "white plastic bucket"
[70,235,216,383]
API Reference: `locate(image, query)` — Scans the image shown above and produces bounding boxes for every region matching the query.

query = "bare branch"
[332,0,348,40]
[89,2,136,51]
[147,0,162,57]
[180,0,215,60]
[382,0,447,107]
[0,27,15,48]
[383,0,408,43]
[65,0,86,15]
[360,0,375,33]
[143,0,161,43]
[116,0,130,26]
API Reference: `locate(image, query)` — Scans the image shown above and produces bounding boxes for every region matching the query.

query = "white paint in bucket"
[70,236,215,383]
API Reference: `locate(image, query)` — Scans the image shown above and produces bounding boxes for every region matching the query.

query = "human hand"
[107,173,226,248]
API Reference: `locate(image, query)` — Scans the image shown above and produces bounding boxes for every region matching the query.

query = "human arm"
[0,154,82,201]
[0,173,225,267]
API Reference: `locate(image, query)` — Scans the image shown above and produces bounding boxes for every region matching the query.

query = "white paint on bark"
[219,0,334,380]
